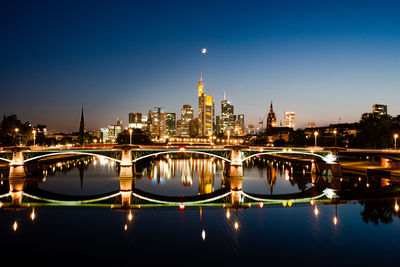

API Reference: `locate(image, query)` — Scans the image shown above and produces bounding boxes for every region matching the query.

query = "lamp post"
[14,128,20,146]
[129,128,133,145]
[314,131,318,147]
[32,129,37,146]
[394,134,398,150]
[333,129,337,148]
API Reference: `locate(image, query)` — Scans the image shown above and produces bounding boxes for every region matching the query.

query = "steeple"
[79,105,85,134]
[270,101,274,111]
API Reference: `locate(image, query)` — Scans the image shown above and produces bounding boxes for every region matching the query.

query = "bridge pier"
[225,146,247,177]
[119,177,133,208]
[9,177,25,206]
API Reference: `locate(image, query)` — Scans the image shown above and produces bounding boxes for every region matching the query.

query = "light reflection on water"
[1,156,400,265]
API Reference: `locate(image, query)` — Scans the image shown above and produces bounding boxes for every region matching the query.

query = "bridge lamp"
[314,131,318,147]
[333,130,337,148]
[32,129,37,146]
[129,128,133,145]
[394,134,398,150]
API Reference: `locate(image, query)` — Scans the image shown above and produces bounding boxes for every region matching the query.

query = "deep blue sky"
[1,0,400,132]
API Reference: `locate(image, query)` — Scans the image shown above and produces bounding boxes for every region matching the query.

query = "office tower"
[284,111,295,129]
[247,124,255,135]
[219,91,234,134]
[128,112,143,129]
[166,113,176,137]
[236,114,245,135]
[179,104,194,137]
[197,73,214,136]
[148,107,166,138]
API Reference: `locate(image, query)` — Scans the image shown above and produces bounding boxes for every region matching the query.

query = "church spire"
[270,101,274,111]
[79,105,85,134]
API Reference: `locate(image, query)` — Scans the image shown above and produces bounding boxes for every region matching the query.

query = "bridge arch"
[241,151,334,163]
[0,157,12,163]
[23,151,123,164]
[133,150,231,163]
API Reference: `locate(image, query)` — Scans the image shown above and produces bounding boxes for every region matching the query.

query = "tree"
[354,114,393,148]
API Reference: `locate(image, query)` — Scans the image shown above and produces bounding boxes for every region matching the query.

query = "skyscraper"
[236,114,245,135]
[284,111,295,129]
[179,104,194,137]
[219,91,234,134]
[166,113,176,137]
[148,107,166,138]
[197,73,214,136]
[266,102,277,130]
[128,112,143,129]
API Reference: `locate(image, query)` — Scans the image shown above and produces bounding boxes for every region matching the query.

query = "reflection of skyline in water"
[146,156,223,195]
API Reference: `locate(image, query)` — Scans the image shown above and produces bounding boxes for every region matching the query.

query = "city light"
[13,221,18,232]
[234,221,239,230]
[333,216,338,225]
[128,211,133,221]
[202,229,206,241]
[30,207,36,221]
[179,203,185,210]
[314,206,319,216]
[226,209,230,219]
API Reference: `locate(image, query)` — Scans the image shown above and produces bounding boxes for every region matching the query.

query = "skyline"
[1,0,400,132]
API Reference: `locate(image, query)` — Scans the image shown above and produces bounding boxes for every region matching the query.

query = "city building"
[178,104,194,137]
[284,111,295,129]
[236,114,245,135]
[372,104,387,116]
[197,73,214,137]
[219,91,234,134]
[166,112,176,137]
[101,119,123,143]
[148,107,166,139]
[266,102,277,130]
[247,124,256,135]
[128,112,143,129]
[308,122,316,128]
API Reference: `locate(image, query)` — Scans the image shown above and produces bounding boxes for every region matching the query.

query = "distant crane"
[259,113,268,133]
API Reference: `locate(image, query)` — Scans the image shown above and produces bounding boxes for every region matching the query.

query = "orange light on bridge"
[282,201,287,207]
[310,199,315,206]
[259,202,264,208]
[179,203,185,210]
[179,147,186,151]
[258,148,263,153]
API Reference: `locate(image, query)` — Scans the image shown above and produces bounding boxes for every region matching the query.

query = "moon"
[201,48,207,54]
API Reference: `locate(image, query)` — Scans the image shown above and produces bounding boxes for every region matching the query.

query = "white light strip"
[132,191,232,205]
[0,193,10,199]
[22,192,121,205]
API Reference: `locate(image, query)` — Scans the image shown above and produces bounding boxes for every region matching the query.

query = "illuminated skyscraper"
[284,111,295,129]
[148,107,166,138]
[166,113,176,137]
[219,91,234,134]
[236,114,245,135]
[266,102,277,130]
[178,104,193,137]
[197,73,214,136]
[128,112,143,129]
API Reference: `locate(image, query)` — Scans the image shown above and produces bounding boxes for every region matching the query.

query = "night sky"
[1,0,400,132]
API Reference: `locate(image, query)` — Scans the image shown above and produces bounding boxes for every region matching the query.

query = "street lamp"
[314,131,318,147]
[14,128,20,146]
[394,134,398,150]
[333,129,337,148]
[129,128,133,145]
[32,129,37,146]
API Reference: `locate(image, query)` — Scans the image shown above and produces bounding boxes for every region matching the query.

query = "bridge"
[0,145,337,179]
